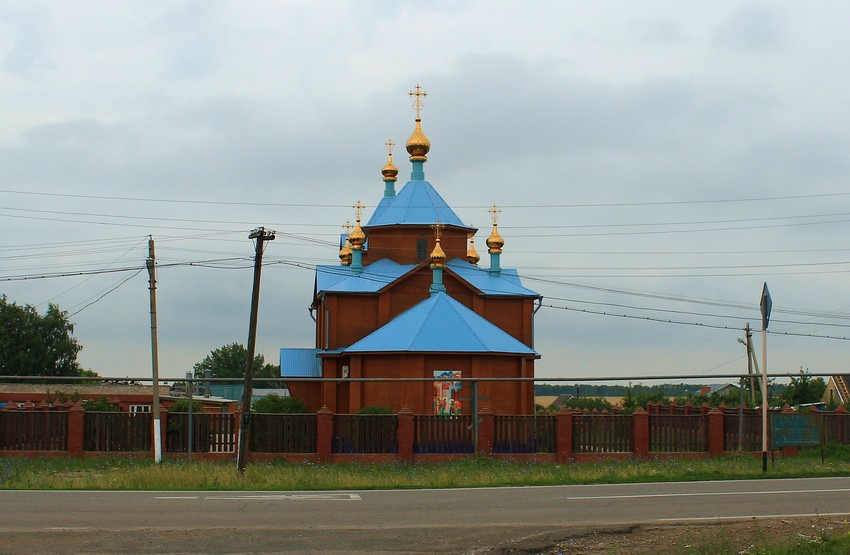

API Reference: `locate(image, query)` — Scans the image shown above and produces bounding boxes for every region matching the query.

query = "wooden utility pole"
[237,227,275,473]
[146,236,162,463]
[745,323,756,406]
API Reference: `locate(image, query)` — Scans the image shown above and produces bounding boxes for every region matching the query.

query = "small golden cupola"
[429,220,446,268]
[406,84,431,163]
[486,204,504,275]
[486,204,504,254]
[466,233,480,265]
[339,221,353,266]
[382,139,399,199]
[382,139,399,182]
[429,220,447,295]
[349,200,367,272]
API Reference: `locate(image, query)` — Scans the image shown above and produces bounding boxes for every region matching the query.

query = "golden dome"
[349,221,366,249]
[339,238,352,265]
[486,224,504,254]
[382,156,398,182]
[406,119,430,162]
[466,236,480,265]
[429,238,446,268]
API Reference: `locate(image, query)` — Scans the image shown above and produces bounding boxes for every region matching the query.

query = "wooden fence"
[84,412,150,452]
[0,410,67,451]
[332,414,398,454]
[2,405,850,461]
[414,415,474,454]
[573,414,632,453]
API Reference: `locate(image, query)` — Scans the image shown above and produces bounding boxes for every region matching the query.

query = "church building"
[280,86,542,415]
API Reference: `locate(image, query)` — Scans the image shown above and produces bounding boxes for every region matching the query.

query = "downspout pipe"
[531,296,543,348]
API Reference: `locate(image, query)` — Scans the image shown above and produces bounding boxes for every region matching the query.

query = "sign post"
[759,283,772,472]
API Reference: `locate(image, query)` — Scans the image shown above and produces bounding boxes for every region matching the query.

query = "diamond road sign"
[760,282,772,330]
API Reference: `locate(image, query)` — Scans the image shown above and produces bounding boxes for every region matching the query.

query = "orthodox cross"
[353,200,365,222]
[385,139,395,157]
[430,219,444,240]
[342,220,353,234]
[409,84,428,119]
[488,204,501,225]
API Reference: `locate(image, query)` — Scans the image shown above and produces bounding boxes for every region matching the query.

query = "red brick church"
[281,85,541,415]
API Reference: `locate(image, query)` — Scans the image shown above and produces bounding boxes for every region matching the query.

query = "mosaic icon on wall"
[433,370,462,415]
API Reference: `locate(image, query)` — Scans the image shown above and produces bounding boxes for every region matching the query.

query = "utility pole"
[745,323,756,406]
[237,227,275,474]
[759,283,772,473]
[146,236,162,463]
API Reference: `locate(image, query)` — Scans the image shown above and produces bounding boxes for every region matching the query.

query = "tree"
[169,398,205,413]
[252,393,307,413]
[779,369,826,407]
[193,343,280,382]
[0,295,83,379]
[82,396,117,411]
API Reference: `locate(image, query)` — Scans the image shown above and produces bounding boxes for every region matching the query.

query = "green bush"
[251,393,307,413]
[357,405,393,415]
[82,396,117,412]
[169,399,204,413]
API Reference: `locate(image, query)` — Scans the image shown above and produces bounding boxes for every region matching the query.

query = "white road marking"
[156,493,361,501]
[566,487,850,500]
[658,512,850,522]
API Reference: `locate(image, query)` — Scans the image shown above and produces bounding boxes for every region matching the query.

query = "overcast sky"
[2,1,849,385]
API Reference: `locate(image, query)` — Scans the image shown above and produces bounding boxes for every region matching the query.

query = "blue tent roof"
[366,180,469,228]
[316,258,418,294]
[445,259,539,297]
[343,292,538,355]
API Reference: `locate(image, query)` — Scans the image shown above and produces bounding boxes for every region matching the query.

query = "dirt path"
[482,515,850,555]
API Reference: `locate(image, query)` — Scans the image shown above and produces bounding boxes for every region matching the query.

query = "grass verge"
[2,445,850,491]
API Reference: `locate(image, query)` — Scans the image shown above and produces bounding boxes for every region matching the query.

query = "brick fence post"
[397,406,414,463]
[556,406,573,461]
[707,406,725,456]
[632,408,649,458]
[316,405,333,462]
[67,404,85,455]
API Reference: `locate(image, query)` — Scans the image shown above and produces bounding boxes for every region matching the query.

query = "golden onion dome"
[339,238,352,265]
[348,221,366,249]
[486,224,504,254]
[466,236,480,265]
[429,238,446,268]
[382,155,398,182]
[406,118,430,162]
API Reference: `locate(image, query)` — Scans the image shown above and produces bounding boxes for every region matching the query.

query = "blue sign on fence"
[771,413,820,448]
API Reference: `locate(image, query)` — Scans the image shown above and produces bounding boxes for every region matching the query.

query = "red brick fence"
[2,402,849,463]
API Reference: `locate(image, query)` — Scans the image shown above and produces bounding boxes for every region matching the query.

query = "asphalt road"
[2,477,849,554]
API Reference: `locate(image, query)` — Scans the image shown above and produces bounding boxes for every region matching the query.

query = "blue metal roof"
[316,258,418,294]
[343,292,538,355]
[366,180,469,228]
[280,348,321,377]
[445,259,539,297]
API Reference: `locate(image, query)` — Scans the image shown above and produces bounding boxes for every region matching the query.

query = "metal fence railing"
[84,412,150,452]
[250,413,316,453]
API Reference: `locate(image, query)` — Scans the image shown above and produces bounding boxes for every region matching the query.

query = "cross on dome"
[409,84,428,119]
[488,204,501,225]
[430,219,444,241]
[342,221,353,234]
[353,200,366,222]
[385,139,395,156]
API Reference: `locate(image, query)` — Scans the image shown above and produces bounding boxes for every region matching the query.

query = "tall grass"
[2,446,850,491]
